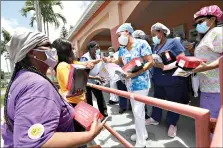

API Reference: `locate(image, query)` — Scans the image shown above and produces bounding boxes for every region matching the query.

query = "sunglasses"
[35,43,53,49]
[92,45,100,50]
[193,19,207,27]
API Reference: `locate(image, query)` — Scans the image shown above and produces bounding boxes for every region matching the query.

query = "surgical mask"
[96,49,101,55]
[118,35,128,46]
[152,36,161,45]
[95,49,101,59]
[109,52,114,57]
[33,48,58,68]
[196,21,210,34]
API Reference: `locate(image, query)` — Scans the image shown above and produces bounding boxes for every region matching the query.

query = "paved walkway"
[89,91,198,147]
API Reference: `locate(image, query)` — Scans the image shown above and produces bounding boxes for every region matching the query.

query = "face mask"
[118,35,128,46]
[96,49,100,55]
[33,48,58,68]
[152,36,161,45]
[109,52,114,57]
[196,21,210,34]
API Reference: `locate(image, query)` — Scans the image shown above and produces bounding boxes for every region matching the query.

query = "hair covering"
[132,30,146,38]
[116,23,134,35]
[6,29,48,63]
[151,22,170,36]
[194,5,223,22]
[108,47,115,52]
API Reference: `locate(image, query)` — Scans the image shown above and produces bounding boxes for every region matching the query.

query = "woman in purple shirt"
[2,29,105,147]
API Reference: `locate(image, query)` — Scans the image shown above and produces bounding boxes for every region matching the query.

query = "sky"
[1,1,92,72]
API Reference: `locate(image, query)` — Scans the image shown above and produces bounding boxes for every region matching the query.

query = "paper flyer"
[172,68,193,77]
[98,62,123,80]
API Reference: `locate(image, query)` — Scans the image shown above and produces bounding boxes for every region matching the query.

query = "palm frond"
[0,28,11,55]
[20,6,35,17]
[0,42,7,55]
[55,13,67,24]
[54,1,63,9]
[1,28,12,43]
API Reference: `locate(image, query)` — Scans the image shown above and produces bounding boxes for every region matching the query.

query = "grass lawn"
[1,87,7,92]
[1,94,4,107]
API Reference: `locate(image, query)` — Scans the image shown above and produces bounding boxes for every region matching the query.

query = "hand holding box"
[73,102,104,131]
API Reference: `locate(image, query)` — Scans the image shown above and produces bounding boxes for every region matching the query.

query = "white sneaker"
[168,125,177,138]
[145,117,159,126]
[130,134,148,142]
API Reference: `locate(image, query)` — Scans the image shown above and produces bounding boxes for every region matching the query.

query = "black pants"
[71,103,85,132]
[86,86,107,115]
[151,80,189,127]
[116,80,128,109]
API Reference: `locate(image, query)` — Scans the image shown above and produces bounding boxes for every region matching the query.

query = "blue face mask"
[196,21,210,34]
[152,36,161,45]
[96,49,101,55]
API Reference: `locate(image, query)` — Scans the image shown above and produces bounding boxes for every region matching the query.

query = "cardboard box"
[74,102,104,131]
[66,64,90,97]
[176,56,206,71]
[122,58,144,73]
[159,50,176,65]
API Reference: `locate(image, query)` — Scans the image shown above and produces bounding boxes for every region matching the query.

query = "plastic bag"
[191,73,200,98]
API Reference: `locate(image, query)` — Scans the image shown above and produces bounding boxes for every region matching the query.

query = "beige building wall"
[70,1,223,57]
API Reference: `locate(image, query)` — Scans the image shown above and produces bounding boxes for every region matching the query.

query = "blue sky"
[1,1,33,30]
[1,1,91,72]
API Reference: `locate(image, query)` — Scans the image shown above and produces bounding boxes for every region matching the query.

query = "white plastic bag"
[191,73,200,98]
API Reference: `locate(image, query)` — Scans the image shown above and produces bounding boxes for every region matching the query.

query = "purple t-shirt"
[2,69,74,147]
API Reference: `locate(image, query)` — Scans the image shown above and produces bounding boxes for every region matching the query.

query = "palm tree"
[21,0,67,36]
[0,28,11,55]
[60,25,68,38]
[0,28,12,73]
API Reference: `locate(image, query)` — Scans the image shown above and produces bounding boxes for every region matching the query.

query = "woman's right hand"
[89,115,108,140]
[84,61,95,69]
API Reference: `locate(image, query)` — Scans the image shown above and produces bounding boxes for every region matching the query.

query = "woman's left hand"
[192,61,207,73]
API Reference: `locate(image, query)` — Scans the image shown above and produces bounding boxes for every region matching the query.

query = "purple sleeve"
[13,80,62,147]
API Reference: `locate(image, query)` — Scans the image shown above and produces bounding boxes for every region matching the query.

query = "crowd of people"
[2,4,222,148]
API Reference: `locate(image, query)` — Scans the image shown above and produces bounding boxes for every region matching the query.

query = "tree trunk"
[43,18,46,34]
[47,22,49,37]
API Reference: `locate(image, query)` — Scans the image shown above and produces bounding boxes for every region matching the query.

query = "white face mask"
[33,48,58,68]
[118,35,128,46]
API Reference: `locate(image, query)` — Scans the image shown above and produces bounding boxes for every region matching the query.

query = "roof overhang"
[67,1,105,41]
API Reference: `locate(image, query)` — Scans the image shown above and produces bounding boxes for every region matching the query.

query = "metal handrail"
[210,56,223,147]
[210,107,223,147]
[88,83,210,147]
